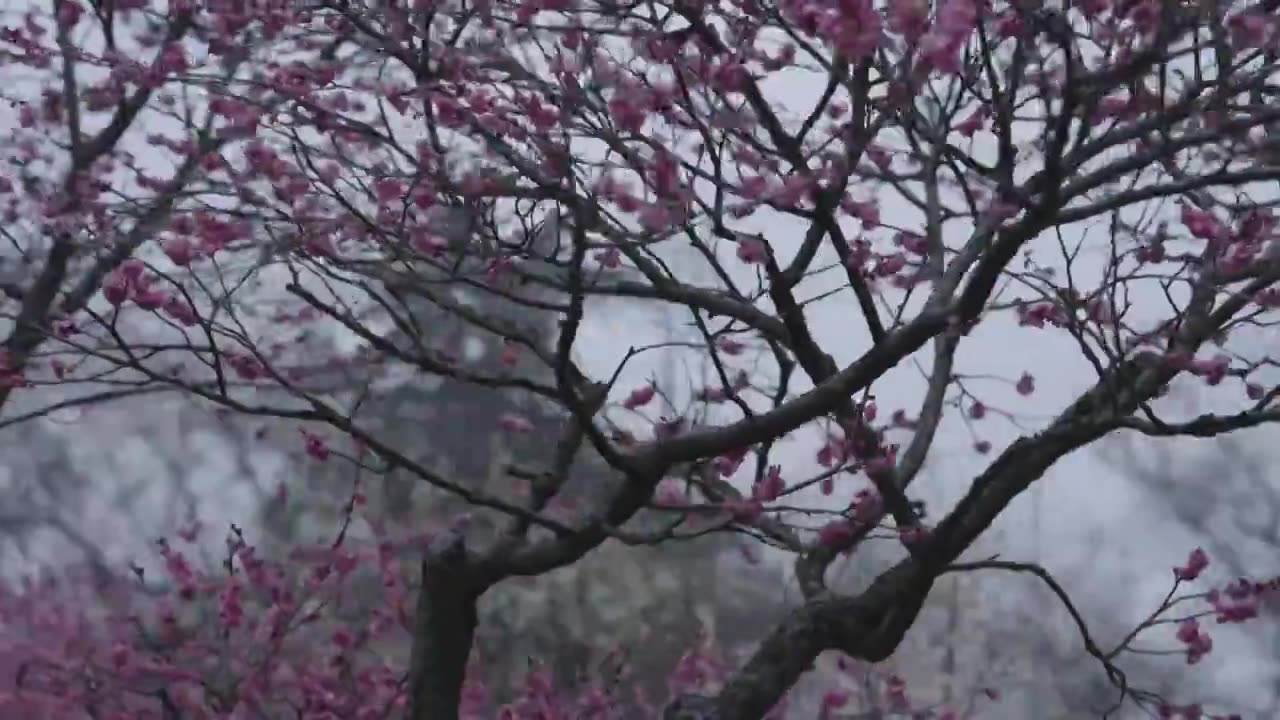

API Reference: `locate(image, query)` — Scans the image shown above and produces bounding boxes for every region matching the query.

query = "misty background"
[0,0,1276,717]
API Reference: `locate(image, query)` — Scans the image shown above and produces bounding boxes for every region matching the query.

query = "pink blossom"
[1135,240,1167,263]
[919,31,964,75]
[1193,354,1231,386]
[498,413,536,433]
[56,0,84,27]
[753,465,786,501]
[17,104,36,129]
[103,271,130,306]
[227,353,266,380]
[885,674,910,712]
[1175,617,1213,664]
[302,430,331,461]
[817,433,850,469]
[133,286,167,311]
[623,384,657,409]
[1180,204,1225,241]
[118,257,146,281]
[499,341,520,368]
[593,246,621,268]
[852,488,881,523]
[654,478,687,506]
[827,0,882,60]
[874,252,907,276]
[637,203,674,231]
[1209,579,1263,623]
[737,237,769,264]
[992,12,1025,38]
[163,237,195,266]
[1016,372,1036,396]
[956,104,991,137]
[771,174,814,208]
[373,177,404,203]
[716,336,745,355]
[891,231,927,256]
[918,0,977,75]
[608,97,647,133]
[739,175,771,200]
[1175,548,1209,581]
[716,446,750,477]
[899,525,930,545]
[817,520,856,548]
[162,296,199,327]
[1228,12,1271,49]
[1017,301,1069,328]
[886,0,930,43]
[153,43,187,75]
[411,231,449,256]
[842,197,880,227]
[866,144,892,171]
[819,689,849,719]
[695,385,729,403]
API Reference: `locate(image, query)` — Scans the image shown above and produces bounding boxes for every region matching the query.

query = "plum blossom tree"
[1101,406,1280,712]
[4,0,1280,717]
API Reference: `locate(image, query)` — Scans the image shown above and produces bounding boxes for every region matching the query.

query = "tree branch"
[1109,407,1280,438]
[943,560,1127,697]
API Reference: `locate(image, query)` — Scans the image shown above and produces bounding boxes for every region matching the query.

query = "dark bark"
[671,354,1188,719]
[702,562,931,719]
[407,531,480,720]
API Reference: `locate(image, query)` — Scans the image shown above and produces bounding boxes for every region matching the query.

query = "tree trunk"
[408,531,480,720]
[670,563,931,719]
